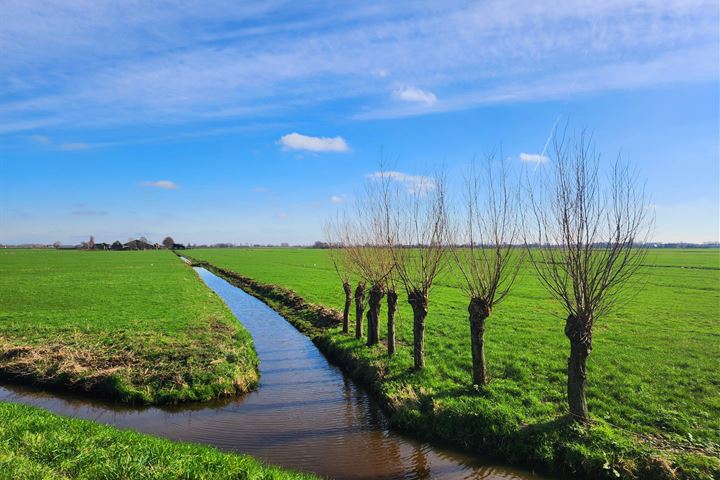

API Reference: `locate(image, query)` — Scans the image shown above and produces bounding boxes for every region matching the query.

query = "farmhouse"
[124,239,155,250]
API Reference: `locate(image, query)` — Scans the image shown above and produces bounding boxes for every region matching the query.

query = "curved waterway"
[0,267,543,480]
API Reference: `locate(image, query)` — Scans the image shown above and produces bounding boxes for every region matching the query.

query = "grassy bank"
[0,401,316,479]
[0,249,258,404]
[184,248,720,479]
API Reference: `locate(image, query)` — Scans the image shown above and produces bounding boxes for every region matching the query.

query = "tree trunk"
[342,281,352,334]
[408,290,429,370]
[565,314,592,423]
[468,297,491,385]
[366,284,384,346]
[387,289,398,356]
[354,283,366,340]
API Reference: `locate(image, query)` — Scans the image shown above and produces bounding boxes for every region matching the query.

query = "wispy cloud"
[71,210,108,216]
[140,180,178,189]
[519,153,548,164]
[28,135,90,151]
[393,86,437,105]
[31,134,51,145]
[0,1,715,135]
[367,171,435,193]
[278,133,349,153]
[330,194,349,204]
[58,142,90,151]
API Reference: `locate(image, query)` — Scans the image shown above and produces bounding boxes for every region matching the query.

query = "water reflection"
[0,267,544,480]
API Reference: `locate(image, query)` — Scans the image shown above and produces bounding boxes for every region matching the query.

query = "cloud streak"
[1,1,717,134]
[58,142,90,151]
[71,210,108,216]
[140,180,178,189]
[393,86,437,105]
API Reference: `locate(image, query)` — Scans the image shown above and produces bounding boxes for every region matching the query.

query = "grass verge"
[184,250,720,480]
[0,249,258,404]
[0,401,317,480]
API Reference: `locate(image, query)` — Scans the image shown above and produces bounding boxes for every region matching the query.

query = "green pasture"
[0,249,258,404]
[186,247,720,478]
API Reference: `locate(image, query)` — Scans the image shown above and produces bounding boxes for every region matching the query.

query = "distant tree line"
[325,130,654,424]
[50,235,186,251]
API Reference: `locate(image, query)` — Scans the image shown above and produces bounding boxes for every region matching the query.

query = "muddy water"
[0,267,542,480]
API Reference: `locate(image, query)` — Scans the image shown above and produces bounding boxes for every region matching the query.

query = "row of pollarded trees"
[326,132,652,424]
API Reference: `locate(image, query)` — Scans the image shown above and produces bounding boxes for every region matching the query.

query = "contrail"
[541,116,561,157]
[535,115,561,172]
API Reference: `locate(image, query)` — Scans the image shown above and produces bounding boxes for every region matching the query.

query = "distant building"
[110,241,124,251]
[93,243,110,250]
[171,243,186,250]
[124,239,155,250]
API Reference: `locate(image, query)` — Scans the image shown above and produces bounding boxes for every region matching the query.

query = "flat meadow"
[185,247,720,478]
[0,249,258,404]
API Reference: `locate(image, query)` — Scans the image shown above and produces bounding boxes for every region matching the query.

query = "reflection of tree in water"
[411,444,431,479]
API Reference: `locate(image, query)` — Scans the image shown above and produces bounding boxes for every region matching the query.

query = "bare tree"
[385,265,399,356]
[389,172,449,370]
[324,218,353,334]
[378,172,401,356]
[453,154,523,385]
[343,183,394,347]
[328,215,367,340]
[526,131,652,423]
[354,282,366,340]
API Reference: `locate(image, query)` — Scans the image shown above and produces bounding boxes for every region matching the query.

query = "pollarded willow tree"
[454,154,523,386]
[526,132,652,423]
[324,218,353,334]
[390,172,450,370]
[343,181,395,347]
[385,264,399,357]
[370,168,401,355]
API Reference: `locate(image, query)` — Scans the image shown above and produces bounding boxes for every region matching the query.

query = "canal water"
[0,267,542,479]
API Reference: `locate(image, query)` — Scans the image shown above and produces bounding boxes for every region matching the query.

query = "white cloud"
[367,171,435,193]
[278,133,349,152]
[31,134,51,145]
[58,142,90,151]
[392,85,437,105]
[140,180,178,189]
[519,153,548,164]
[29,135,91,151]
[330,194,348,204]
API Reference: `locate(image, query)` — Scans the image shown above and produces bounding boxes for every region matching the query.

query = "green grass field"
[185,247,720,478]
[0,249,258,404]
[0,402,316,480]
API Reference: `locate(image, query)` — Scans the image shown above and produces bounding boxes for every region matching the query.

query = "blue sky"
[1,0,718,245]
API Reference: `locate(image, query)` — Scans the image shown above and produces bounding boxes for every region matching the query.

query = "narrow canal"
[0,267,542,479]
